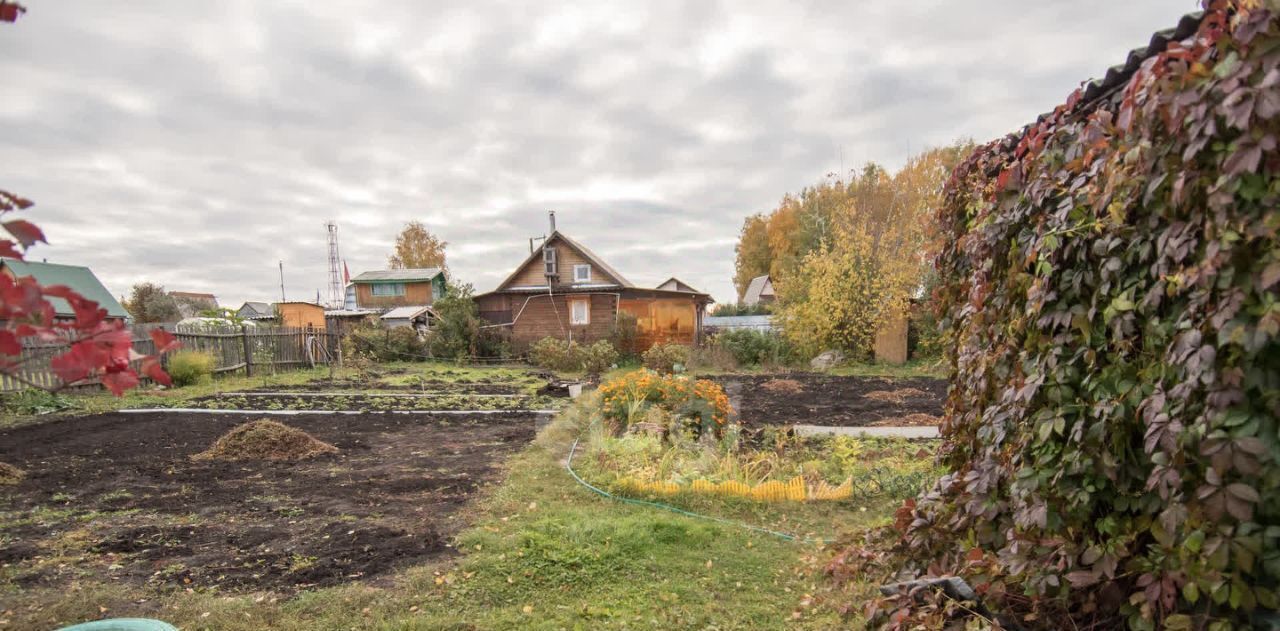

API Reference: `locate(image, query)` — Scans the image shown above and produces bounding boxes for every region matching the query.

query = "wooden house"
[656,277,703,294]
[743,274,775,306]
[237,301,276,321]
[475,217,711,352]
[350,268,446,311]
[276,302,326,330]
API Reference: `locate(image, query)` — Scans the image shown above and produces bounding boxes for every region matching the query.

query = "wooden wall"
[278,303,326,330]
[506,240,618,288]
[496,293,618,347]
[873,312,909,365]
[354,281,435,310]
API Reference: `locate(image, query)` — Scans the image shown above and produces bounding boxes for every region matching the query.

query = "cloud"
[0,0,1191,306]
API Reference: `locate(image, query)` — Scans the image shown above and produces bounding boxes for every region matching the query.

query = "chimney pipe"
[549,210,556,233]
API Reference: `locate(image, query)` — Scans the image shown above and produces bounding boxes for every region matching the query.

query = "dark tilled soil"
[0,411,536,592]
[713,373,946,427]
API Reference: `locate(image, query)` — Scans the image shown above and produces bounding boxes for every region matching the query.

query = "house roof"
[494,231,634,291]
[237,301,275,318]
[744,275,773,301]
[351,268,444,283]
[169,291,217,303]
[0,258,129,319]
[381,305,434,320]
[656,277,702,294]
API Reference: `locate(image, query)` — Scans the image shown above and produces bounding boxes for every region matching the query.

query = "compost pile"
[195,419,338,461]
[0,462,24,485]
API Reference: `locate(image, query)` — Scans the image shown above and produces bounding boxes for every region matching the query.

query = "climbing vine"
[834,3,1280,629]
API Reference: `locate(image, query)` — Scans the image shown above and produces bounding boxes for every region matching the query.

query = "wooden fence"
[0,323,341,393]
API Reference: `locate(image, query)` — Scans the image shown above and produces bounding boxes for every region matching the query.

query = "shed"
[380,305,434,331]
[276,302,325,330]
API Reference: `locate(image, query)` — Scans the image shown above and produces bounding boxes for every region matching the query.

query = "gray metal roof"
[351,268,443,283]
[743,275,773,304]
[381,305,434,319]
[237,301,275,318]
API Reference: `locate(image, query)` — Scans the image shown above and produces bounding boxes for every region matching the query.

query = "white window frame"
[570,298,590,325]
[573,264,592,283]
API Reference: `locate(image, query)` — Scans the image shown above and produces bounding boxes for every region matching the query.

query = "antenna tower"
[325,221,342,308]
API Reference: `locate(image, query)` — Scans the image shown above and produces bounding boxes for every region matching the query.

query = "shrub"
[528,337,582,372]
[581,340,618,376]
[528,337,617,375]
[598,369,731,438]
[608,312,639,358]
[344,318,427,362]
[641,343,690,373]
[712,329,793,366]
[166,350,215,387]
[846,7,1280,629]
[429,282,483,360]
[1,389,76,415]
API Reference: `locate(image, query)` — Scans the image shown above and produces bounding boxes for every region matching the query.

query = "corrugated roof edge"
[1024,11,1206,134]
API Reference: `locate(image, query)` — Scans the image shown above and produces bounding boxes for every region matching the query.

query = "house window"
[570,298,590,325]
[573,264,591,283]
[370,283,405,296]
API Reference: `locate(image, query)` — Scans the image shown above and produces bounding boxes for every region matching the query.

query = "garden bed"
[183,392,562,412]
[0,409,537,593]
[713,373,945,427]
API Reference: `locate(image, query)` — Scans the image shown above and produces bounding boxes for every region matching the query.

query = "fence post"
[241,325,253,377]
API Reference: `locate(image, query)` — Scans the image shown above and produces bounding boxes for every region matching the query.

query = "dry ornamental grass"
[194,419,338,462]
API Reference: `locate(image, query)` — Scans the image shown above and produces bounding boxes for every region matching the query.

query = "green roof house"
[0,258,129,320]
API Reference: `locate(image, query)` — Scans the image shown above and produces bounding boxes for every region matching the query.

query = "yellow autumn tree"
[388,221,448,271]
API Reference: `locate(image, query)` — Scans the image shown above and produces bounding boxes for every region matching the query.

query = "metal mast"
[325,221,342,308]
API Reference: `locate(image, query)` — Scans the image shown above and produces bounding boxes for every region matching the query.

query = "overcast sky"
[1,1,1192,307]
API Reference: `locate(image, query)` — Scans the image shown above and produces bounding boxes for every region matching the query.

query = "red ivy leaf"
[2,219,46,248]
[141,356,172,387]
[0,329,20,356]
[101,370,140,396]
[0,239,22,260]
[149,328,181,353]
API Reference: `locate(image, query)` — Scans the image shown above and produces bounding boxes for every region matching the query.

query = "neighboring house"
[655,277,704,294]
[742,275,775,306]
[0,258,129,321]
[474,216,712,352]
[350,269,446,311]
[169,291,218,318]
[277,302,326,330]
[237,301,276,321]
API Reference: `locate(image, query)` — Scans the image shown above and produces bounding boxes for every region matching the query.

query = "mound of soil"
[0,461,24,485]
[194,419,338,461]
[868,413,941,427]
[864,387,929,404]
[761,378,804,394]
